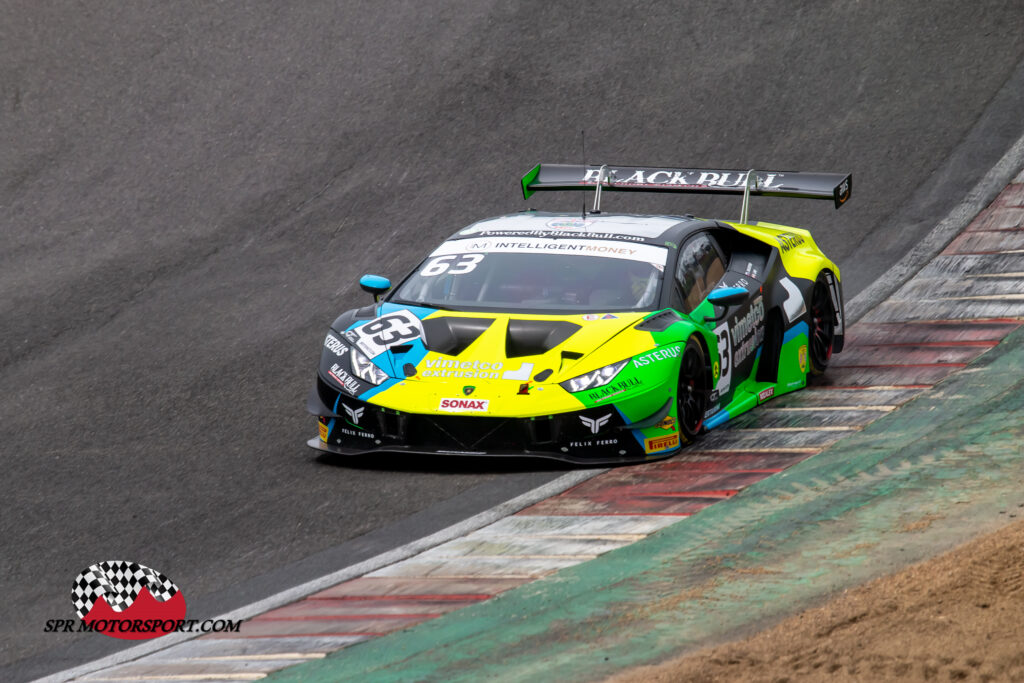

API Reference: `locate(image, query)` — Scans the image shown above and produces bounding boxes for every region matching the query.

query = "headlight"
[350,347,389,385]
[561,360,628,393]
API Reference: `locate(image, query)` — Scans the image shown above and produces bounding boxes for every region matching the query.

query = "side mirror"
[703,286,748,322]
[359,274,392,301]
[706,287,749,307]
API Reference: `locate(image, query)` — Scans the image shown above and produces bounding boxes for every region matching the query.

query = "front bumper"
[306,376,680,465]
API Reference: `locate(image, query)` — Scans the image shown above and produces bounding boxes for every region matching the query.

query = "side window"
[675,233,726,313]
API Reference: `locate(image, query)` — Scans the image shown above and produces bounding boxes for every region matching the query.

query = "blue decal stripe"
[614,405,648,449]
[379,302,439,321]
[358,377,401,402]
[705,410,731,430]
[783,321,809,345]
[348,304,440,401]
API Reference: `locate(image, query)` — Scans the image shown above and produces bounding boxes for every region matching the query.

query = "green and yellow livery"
[307,164,850,464]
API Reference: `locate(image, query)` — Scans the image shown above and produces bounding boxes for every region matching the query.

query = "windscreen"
[392,237,668,313]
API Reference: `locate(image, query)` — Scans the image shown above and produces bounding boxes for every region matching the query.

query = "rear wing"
[521,164,852,217]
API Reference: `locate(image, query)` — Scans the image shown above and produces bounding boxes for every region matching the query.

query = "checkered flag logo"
[71,561,179,619]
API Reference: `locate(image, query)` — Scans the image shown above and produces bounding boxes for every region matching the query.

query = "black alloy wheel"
[809,275,836,375]
[677,337,709,442]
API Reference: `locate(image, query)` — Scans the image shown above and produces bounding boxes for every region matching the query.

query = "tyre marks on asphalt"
[72,176,1024,681]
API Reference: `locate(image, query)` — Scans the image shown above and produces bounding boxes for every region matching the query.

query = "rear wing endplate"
[521,164,852,213]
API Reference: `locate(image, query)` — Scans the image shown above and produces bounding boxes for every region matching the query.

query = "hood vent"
[635,309,682,331]
[422,317,494,356]
[506,319,581,358]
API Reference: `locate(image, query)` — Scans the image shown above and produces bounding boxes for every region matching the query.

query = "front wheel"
[677,337,709,442]
[809,274,836,375]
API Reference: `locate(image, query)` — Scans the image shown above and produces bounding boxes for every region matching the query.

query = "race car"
[307,163,850,464]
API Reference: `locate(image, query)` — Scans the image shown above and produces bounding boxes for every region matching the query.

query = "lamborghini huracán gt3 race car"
[307,163,850,464]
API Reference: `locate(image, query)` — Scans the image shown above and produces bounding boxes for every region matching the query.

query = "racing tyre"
[677,336,709,442]
[809,274,836,375]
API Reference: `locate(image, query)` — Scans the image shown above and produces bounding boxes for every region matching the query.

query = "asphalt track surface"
[2,2,1023,680]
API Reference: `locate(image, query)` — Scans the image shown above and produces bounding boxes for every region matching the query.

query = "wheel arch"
[677,332,712,441]
[815,267,845,354]
[687,327,715,392]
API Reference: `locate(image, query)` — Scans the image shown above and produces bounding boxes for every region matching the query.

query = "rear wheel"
[809,275,836,375]
[677,337,709,442]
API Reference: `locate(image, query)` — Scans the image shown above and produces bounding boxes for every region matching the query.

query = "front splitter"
[305,436,678,466]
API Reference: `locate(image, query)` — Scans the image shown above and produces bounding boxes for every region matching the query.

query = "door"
[674,232,765,410]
